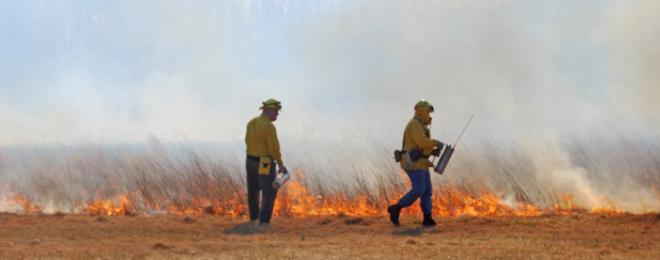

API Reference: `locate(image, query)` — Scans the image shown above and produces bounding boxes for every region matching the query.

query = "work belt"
[248,155,275,175]
[401,152,430,158]
[247,155,261,162]
[395,149,430,164]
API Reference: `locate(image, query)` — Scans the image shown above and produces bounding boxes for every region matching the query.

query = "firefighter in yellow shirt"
[245,98,287,224]
[388,100,445,227]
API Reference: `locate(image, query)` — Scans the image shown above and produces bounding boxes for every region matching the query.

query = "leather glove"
[431,147,442,157]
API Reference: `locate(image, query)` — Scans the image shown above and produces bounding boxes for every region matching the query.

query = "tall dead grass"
[0,137,658,215]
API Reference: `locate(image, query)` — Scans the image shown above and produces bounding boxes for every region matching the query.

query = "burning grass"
[0,138,658,217]
[5,179,550,217]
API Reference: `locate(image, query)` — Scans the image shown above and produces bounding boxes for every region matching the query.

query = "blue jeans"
[397,169,432,214]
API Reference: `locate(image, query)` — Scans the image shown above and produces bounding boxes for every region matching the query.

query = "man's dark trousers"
[246,156,278,223]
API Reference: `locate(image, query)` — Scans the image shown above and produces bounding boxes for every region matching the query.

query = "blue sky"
[0,0,658,145]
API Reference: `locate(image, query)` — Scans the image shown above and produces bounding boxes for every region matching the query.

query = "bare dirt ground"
[0,212,658,259]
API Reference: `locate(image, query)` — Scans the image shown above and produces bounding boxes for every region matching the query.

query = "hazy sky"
[0,0,658,145]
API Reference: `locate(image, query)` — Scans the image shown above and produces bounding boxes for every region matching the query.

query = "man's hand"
[433,139,445,149]
[278,165,288,174]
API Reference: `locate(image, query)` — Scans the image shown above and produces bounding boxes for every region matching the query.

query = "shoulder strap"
[413,117,430,138]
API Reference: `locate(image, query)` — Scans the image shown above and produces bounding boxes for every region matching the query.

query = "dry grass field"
[1,140,658,259]
[1,212,658,259]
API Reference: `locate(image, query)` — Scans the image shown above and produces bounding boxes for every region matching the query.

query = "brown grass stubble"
[0,212,658,259]
[5,138,659,216]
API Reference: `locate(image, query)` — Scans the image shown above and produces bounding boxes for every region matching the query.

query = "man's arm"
[410,122,438,150]
[265,124,284,168]
[245,121,251,146]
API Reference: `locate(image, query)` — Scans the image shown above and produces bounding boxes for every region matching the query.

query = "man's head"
[414,100,434,125]
[260,98,282,121]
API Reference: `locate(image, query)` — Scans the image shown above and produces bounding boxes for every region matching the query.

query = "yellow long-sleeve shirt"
[245,114,283,166]
[400,117,437,170]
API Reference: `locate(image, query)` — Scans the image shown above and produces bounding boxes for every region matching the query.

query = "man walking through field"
[245,98,287,225]
[389,100,445,227]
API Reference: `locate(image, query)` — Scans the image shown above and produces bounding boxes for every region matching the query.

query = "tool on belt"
[258,157,273,175]
[395,147,429,171]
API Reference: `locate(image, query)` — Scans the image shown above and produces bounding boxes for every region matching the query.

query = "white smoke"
[605,0,660,131]
[0,1,658,213]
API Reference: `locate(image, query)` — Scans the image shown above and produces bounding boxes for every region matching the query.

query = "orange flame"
[8,180,623,217]
[13,194,41,214]
[87,194,135,216]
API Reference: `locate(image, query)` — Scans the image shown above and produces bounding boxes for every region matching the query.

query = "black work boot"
[387,204,402,226]
[422,213,437,227]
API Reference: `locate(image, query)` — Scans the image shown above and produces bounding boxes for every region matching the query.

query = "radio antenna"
[452,114,474,148]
